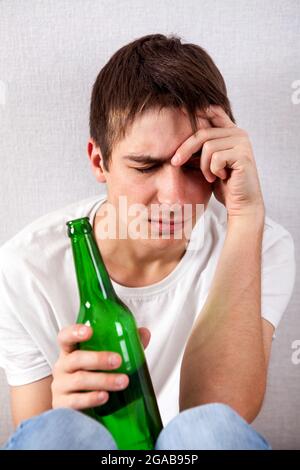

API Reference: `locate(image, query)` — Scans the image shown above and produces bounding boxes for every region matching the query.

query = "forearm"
[11,375,53,428]
[179,213,266,422]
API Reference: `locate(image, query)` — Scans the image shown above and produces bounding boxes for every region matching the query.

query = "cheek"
[108,168,138,189]
[123,169,158,194]
[109,169,155,202]
[185,172,212,200]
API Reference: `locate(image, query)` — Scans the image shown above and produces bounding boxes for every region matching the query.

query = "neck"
[93,202,187,287]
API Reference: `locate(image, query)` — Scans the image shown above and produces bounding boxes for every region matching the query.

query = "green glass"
[66,217,163,450]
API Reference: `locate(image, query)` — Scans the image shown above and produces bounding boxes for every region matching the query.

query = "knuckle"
[97,372,110,389]
[97,351,111,369]
[240,133,249,142]
[211,151,221,162]
[72,371,85,389]
[236,145,252,162]
[100,372,115,390]
[68,350,81,369]
[110,374,120,388]
[245,154,253,164]
[202,140,213,153]
[68,394,80,410]
[95,351,107,367]
[199,128,208,139]
[82,350,105,369]
[238,127,248,137]
[90,391,105,407]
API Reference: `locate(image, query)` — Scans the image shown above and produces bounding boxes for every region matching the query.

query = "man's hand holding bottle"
[51,324,151,410]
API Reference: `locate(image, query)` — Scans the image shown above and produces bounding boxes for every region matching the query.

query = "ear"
[87,138,107,183]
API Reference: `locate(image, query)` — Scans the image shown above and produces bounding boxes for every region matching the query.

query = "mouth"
[147,218,189,236]
[148,219,185,225]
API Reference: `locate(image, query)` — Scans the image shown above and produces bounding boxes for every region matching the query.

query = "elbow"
[229,362,268,423]
[238,379,267,424]
[179,374,267,425]
[240,400,264,423]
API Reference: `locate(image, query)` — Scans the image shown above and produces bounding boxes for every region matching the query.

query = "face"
[88,106,213,249]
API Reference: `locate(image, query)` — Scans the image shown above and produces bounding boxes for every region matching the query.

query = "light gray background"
[0,0,299,449]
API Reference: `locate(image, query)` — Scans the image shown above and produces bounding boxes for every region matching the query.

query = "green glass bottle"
[66,217,163,450]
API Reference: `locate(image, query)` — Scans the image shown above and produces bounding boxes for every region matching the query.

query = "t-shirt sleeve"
[0,248,52,386]
[261,217,296,333]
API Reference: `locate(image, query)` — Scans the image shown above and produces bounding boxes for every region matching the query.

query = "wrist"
[227,209,265,235]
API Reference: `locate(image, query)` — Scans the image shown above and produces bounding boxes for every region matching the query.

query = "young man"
[0,34,295,450]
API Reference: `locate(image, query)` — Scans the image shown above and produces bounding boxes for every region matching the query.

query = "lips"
[148,219,183,225]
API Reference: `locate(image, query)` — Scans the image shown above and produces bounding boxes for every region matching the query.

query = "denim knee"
[155,402,272,450]
[3,408,118,450]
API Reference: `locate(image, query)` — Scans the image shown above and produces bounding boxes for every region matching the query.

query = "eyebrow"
[123,150,202,164]
[122,154,171,164]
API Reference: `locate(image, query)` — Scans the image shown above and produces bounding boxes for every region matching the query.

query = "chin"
[139,235,188,250]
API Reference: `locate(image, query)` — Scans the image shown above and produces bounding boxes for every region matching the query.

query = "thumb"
[58,324,93,355]
[138,327,151,350]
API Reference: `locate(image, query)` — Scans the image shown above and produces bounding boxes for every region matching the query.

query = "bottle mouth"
[66,217,92,237]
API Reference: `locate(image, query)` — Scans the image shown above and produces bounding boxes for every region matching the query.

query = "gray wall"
[0,0,299,449]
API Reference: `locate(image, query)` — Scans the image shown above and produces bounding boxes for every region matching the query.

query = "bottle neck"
[68,218,118,303]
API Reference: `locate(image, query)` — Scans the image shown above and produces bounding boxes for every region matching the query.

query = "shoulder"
[262,215,295,257]
[260,216,295,329]
[206,196,295,257]
[0,194,104,278]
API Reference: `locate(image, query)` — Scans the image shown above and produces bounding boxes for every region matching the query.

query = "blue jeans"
[2,403,271,450]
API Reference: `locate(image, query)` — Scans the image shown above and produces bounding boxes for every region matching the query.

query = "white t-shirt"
[0,194,296,426]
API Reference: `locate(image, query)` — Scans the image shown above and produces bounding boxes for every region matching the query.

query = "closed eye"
[135,165,160,174]
[135,159,200,173]
[134,154,201,174]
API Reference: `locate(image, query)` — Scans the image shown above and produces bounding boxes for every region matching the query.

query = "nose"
[156,164,187,206]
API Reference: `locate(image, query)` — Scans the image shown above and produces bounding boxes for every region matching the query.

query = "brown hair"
[89,33,235,170]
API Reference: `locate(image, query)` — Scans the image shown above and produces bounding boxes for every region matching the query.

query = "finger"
[210,148,240,179]
[180,107,211,129]
[64,370,129,393]
[200,136,240,182]
[171,127,239,166]
[138,327,151,350]
[64,349,122,373]
[58,324,93,355]
[54,390,110,411]
[196,116,211,130]
[201,105,237,129]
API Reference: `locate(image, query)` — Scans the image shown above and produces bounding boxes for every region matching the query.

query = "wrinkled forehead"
[113,106,210,158]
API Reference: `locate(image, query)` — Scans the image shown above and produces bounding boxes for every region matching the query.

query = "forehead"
[115,106,194,157]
